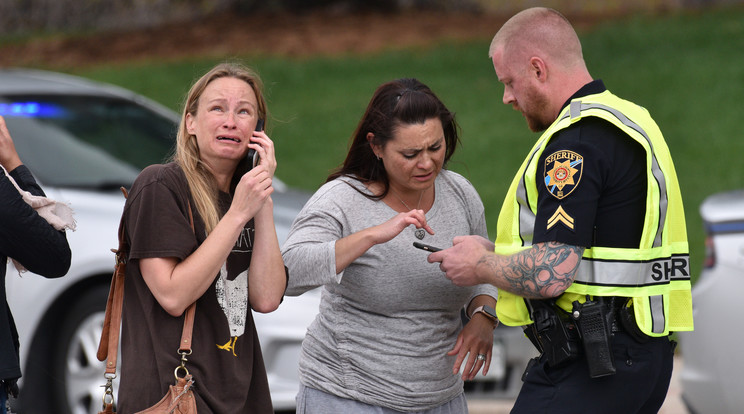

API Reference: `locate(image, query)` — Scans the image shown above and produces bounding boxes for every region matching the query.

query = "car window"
[1,95,176,189]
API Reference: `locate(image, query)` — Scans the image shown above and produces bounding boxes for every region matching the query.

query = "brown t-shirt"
[117,162,273,414]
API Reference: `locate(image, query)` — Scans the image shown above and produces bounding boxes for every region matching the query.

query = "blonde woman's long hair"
[172,62,267,234]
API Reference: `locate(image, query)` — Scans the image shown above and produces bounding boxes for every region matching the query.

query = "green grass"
[60,5,744,283]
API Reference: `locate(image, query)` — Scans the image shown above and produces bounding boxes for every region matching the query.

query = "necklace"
[389,187,430,239]
[392,188,425,211]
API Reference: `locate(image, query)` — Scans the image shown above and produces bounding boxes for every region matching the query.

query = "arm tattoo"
[478,242,584,299]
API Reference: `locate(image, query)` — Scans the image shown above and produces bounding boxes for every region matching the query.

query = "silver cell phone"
[413,241,442,252]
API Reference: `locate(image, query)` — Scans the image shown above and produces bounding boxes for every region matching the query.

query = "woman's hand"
[0,116,22,171]
[372,209,434,245]
[230,164,275,223]
[232,128,277,223]
[334,209,434,274]
[448,312,496,381]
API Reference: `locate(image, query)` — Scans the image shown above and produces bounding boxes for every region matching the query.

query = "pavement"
[467,356,689,414]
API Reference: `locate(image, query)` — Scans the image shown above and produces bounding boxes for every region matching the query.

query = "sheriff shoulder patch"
[544,150,583,199]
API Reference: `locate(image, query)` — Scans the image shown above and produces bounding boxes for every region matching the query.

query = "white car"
[2,68,532,414]
[678,189,744,414]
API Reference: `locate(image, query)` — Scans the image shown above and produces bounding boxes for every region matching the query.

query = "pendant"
[414,228,426,240]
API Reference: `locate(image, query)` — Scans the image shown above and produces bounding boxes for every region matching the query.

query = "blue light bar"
[0,102,64,118]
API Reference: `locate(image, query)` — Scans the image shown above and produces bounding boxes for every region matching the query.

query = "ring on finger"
[476,353,486,361]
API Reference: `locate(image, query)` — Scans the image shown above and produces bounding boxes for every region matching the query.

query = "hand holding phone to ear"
[247,118,277,179]
[233,118,276,220]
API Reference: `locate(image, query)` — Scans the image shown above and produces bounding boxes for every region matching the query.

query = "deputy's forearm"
[477,241,584,299]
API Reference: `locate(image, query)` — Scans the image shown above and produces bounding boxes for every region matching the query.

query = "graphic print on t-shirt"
[215,226,254,356]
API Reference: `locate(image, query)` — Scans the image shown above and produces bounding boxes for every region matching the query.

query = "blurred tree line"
[0,0,478,35]
[0,0,738,35]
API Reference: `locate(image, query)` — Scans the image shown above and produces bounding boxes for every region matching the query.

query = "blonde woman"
[117,62,286,413]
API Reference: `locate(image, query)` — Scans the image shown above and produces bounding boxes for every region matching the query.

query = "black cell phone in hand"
[413,241,442,252]
[246,119,264,169]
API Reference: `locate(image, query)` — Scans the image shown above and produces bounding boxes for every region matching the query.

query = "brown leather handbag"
[97,189,198,413]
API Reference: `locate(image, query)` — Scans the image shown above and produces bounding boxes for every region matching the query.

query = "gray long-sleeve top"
[281,170,498,411]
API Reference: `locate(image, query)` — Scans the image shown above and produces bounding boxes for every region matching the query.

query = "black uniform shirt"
[532,80,648,249]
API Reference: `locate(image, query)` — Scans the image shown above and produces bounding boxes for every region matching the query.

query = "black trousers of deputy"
[511,325,675,414]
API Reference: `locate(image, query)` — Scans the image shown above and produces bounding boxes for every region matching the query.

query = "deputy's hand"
[428,235,493,286]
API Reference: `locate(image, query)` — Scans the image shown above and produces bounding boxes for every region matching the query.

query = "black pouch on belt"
[525,300,580,367]
[618,302,651,344]
[572,298,616,378]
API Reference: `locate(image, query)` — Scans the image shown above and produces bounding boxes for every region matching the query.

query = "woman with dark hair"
[282,78,498,413]
[117,62,286,413]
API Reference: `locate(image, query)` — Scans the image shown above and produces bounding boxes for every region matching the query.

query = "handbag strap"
[96,188,130,374]
[178,203,197,353]
[97,189,197,374]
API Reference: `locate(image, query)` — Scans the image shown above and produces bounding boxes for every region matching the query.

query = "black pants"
[511,331,675,414]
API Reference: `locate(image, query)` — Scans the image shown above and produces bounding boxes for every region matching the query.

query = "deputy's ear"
[530,56,547,81]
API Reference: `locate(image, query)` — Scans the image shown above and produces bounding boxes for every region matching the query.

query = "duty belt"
[524,296,649,378]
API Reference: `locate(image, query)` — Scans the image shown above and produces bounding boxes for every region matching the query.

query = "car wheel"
[22,284,110,414]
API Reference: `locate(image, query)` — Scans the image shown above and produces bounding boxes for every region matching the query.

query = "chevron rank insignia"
[544,150,583,199]
[547,205,575,230]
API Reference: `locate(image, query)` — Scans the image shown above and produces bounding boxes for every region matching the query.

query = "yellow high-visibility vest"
[494,90,693,337]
